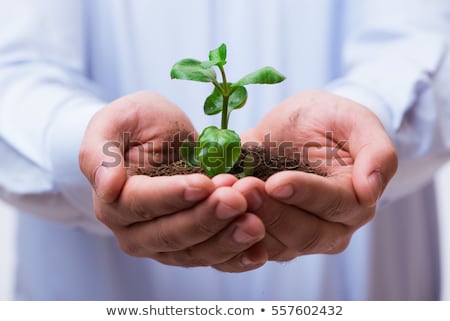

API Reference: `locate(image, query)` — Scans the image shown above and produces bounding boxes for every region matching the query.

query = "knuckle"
[296,223,323,254]
[182,247,210,267]
[355,207,376,228]
[94,207,108,224]
[387,146,399,176]
[151,253,179,267]
[117,238,143,257]
[323,188,349,222]
[263,210,283,231]
[212,264,234,272]
[78,147,89,174]
[127,193,152,220]
[194,219,218,239]
[269,247,294,262]
[293,220,350,255]
[155,226,184,251]
[155,250,209,268]
[93,201,111,225]
[213,263,253,273]
[326,233,352,254]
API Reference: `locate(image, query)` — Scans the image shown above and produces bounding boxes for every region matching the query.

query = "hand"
[235,90,398,261]
[79,91,266,271]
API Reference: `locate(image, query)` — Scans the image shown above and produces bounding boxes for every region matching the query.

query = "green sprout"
[170,43,286,177]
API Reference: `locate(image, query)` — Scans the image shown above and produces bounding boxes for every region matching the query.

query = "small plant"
[170,43,286,177]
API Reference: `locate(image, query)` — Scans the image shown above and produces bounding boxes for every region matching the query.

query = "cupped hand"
[79,91,266,271]
[236,90,398,261]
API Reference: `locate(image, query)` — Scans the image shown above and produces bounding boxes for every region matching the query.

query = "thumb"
[92,154,127,204]
[79,103,129,203]
[351,119,398,207]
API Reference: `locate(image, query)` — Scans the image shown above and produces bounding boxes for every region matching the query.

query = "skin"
[79,91,266,272]
[79,89,398,272]
[232,90,398,264]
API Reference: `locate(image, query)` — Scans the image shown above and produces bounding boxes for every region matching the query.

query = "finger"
[231,178,295,261]
[156,213,266,270]
[349,113,398,206]
[116,186,248,255]
[264,171,373,226]
[91,161,128,204]
[101,174,214,226]
[80,92,153,202]
[212,174,239,188]
[234,177,352,255]
[212,242,268,272]
[79,91,194,202]
[79,116,127,203]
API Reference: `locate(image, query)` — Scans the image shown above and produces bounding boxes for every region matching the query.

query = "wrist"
[46,97,109,234]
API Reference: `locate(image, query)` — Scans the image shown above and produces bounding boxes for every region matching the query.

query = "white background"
[1,163,450,300]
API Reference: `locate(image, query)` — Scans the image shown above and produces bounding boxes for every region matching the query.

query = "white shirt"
[0,0,449,300]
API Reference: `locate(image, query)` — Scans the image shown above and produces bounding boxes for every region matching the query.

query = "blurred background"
[1,163,450,300]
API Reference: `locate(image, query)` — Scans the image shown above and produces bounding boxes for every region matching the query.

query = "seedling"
[170,43,286,177]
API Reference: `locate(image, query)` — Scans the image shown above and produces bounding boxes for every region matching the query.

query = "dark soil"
[137,146,325,181]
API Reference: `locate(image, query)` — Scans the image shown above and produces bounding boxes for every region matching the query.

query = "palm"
[233,90,397,260]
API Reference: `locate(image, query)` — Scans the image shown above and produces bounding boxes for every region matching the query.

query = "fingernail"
[94,165,107,199]
[216,202,243,220]
[271,184,294,199]
[368,171,382,202]
[246,190,263,211]
[184,176,211,202]
[233,228,258,244]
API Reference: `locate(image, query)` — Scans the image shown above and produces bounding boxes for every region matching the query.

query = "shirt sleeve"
[0,1,110,235]
[327,0,450,202]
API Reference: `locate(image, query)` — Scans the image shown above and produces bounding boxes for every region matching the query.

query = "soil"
[136,145,325,181]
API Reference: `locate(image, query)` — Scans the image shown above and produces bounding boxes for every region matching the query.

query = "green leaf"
[170,58,217,83]
[203,88,222,116]
[180,140,200,167]
[228,85,248,111]
[208,43,227,67]
[196,126,241,177]
[235,66,286,86]
[204,84,248,115]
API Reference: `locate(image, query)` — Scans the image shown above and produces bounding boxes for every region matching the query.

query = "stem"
[219,65,229,130]
[212,79,225,96]
[221,96,229,129]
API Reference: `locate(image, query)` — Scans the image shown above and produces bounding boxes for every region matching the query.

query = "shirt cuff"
[46,97,111,236]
